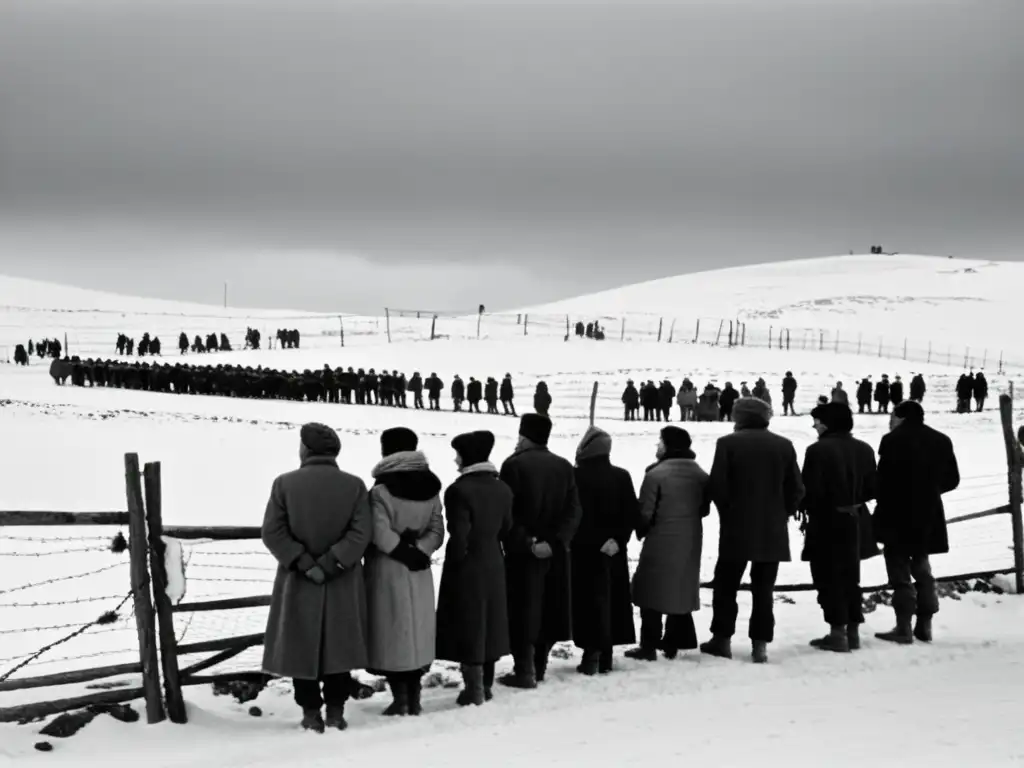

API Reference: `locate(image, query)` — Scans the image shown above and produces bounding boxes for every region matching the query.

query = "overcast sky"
[1,0,1021,313]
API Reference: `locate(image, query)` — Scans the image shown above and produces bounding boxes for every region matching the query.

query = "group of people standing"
[261,390,961,733]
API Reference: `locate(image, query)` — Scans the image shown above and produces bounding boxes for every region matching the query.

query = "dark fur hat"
[300,422,341,457]
[451,431,496,466]
[380,427,419,457]
[519,413,552,446]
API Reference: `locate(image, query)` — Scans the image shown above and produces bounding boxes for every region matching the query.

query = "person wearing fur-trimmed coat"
[499,414,583,689]
[261,423,372,733]
[435,430,513,706]
[571,426,638,675]
[364,427,445,717]
[626,426,709,662]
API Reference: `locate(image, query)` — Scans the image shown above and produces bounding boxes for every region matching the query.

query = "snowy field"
[1,253,1023,765]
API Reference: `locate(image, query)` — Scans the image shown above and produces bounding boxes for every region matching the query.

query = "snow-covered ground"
[1,255,1023,765]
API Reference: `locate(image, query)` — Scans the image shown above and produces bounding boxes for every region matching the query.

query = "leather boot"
[810,625,851,653]
[498,647,537,689]
[576,649,601,675]
[324,703,347,730]
[624,646,657,661]
[534,645,550,682]
[847,624,861,650]
[914,615,933,643]
[751,641,768,664]
[382,676,409,716]
[456,664,486,706]
[599,648,613,673]
[300,708,325,733]
[875,615,914,645]
[483,662,495,701]
[406,674,423,716]
[699,635,733,660]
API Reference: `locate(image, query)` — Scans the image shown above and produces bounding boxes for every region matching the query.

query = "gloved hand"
[399,529,420,546]
[304,565,327,585]
[390,542,432,571]
[316,553,344,579]
[531,541,553,559]
[599,539,620,557]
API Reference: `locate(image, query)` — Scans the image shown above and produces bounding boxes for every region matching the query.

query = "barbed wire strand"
[0,594,126,609]
[0,592,132,684]
[0,561,125,597]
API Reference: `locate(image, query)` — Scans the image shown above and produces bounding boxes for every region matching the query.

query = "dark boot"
[624,646,657,661]
[751,641,768,664]
[483,662,495,701]
[406,675,423,716]
[875,616,913,645]
[301,708,325,733]
[809,625,851,653]
[699,636,733,660]
[576,650,600,676]
[498,648,537,689]
[914,615,933,643]
[534,646,550,683]
[382,677,409,716]
[847,624,861,651]
[324,704,347,730]
[598,648,613,674]
[456,664,485,706]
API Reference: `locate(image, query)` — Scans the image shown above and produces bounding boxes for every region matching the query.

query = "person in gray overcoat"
[261,422,373,733]
[499,414,583,689]
[703,397,804,664]
[364,427,445,717]
[627,426,710,662]
[435,430,513,706]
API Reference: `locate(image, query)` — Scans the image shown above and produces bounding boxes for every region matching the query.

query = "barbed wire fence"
[0,304,1020,374]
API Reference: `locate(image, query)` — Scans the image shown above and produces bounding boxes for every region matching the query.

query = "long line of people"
[262,395,960,732]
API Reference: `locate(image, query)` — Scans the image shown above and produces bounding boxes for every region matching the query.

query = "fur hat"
[576,425,612,463]
[893,400,925,424]
[300,422,341,457]
[810,402,853,433]
[732,397,773,428]
[660,425,692,454]
[451,430,495,466]
[381,427,418,457]
[519,413,552,446]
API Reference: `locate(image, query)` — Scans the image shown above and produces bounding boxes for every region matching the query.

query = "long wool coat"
[709,427,805,562]
[571,456,638,650]
[435,463,513,664]
[874,422,960,556]
[631,455,710,616]
[500,443,583,649]
[261,456,372,680]
[364,451,445,675]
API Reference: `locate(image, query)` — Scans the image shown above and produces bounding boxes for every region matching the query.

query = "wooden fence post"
[998,350,1004,374]
[769,326,773,349]
[785,329,790,351]
[385,308,391,343]
[693,319,700,344]
[741,322,745,346]
[566,315,570,339]
[144,462,187,723]
[657,317,663,342]
[819,330,824,350]
[620,318,625,341]
[125,453,164,724]
[430,315,437,341]
[339,317,344,347]
[728,321,734,347]
[589,382,599,426]
[477,309,483,339]
[714,319,724,346]
[998,393,1024,594]
[523,314,529,336]
[667,319,675,344]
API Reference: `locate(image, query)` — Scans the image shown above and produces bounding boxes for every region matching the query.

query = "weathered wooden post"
[667,319,676,343]
[714,319,724,346]
[657,317,663,343]
[589,382,599,426]
[693,319,701,344]
[785,329,790,351]
[125,453,164,724]
[144,462,187,723]
[523,314,529,336]
[620,317,625,341]
[477,307,483,339]
[998,392,1024,594]
[339,317,344,347]
[385,308,392,343]
[430,315,437,341]
[741,323,746,346]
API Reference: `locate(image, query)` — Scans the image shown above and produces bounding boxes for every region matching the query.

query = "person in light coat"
[261,422,372,733]
[627,426,710,661]
[364,427,445,716]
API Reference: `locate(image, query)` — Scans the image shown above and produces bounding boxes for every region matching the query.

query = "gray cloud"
[0,0,1022,312]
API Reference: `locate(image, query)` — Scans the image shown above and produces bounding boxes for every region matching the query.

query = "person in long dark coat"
[872,400,960,644]
[703,397,804,664]
[498,414,583,688]
[571,426,637,675]
[435,431,513,706]
[800,403,878,653]
[626,426,709,662]
[261,422,372,733]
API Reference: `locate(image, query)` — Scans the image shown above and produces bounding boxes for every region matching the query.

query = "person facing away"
[626,426,710,662]
[571,426,638,675]
[872,400,960,645]
[261,422,372,733]
[498,413,583,689]
[364,427,445,717]
[435,430,513,706]
[799,402,878,653]
[703,397,804,664]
